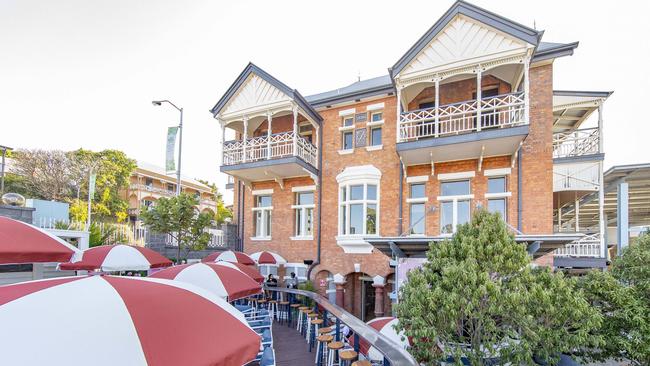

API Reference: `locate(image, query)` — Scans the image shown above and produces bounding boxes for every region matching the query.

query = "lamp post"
[152,100,183,196]
[0,145,12,195]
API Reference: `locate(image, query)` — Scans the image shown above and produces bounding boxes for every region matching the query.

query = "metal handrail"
[265,286,418,366]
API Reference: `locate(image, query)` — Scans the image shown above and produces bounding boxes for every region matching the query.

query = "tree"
[197,179,232,224]
[11,149,76,201]
[395,210,601,365]
[577,235,650,365]
[139,193,212,262]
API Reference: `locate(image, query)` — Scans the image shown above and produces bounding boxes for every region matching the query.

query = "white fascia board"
[484,168,512,177]
[292,185,316,193]
[366,102,385,111]
[406,175,429,183]
[338,108,356,117]
[437,171,476,181]
[252,189,273,195]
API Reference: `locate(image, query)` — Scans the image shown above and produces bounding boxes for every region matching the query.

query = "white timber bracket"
[511,141,523,168]
[478,145,486,172]
[264,170,284,190]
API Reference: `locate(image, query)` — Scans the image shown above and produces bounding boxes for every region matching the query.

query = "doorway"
[361,278,376,322]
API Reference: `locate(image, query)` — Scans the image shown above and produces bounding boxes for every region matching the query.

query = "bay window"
[253,194,272,239]
[292,191,314,239]
[438,180,472,234]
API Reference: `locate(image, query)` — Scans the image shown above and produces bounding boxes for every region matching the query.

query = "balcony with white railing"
[398,92,527,142]
[553,127,600,159]
[129,184,175,197]
[553,233,607,268]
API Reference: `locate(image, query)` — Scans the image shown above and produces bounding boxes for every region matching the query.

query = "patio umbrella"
[0,216,82,264]
[150,262,262,301]
[0,275,261,366]
[251,251,287,265]
[58,244,172,272]
[351,317,410,361]
[215,261,265,283]
[202,250,255,265]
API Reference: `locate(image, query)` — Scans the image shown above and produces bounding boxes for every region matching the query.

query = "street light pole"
[0,145,13,195]
[152,100,183,196]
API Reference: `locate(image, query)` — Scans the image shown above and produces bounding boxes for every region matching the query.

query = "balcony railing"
[555,233,602,257]
[553,127,600,158]
[398,92,526,142]
[129,184,175,197]
[553,162,600,192]
[223,131,318,168]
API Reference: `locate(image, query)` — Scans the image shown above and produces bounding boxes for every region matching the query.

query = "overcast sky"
[2,0,649,204]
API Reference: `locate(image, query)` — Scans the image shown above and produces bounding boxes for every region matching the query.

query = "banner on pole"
[88,173,96,199]
[166,126,179,174]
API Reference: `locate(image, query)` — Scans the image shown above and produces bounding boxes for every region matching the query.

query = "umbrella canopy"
[215,261,265,284]
[0,216,82,264]
[150,262,262,301]
[351,317,410,361]
[202,250,255,265]
[251,251,287,265]
[58,244,172,272]
[0,275,261,366]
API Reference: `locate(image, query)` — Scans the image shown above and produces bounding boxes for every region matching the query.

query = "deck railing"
[398,91,526,141]
[265,287,418,366]
[553,127,600,158]
[555,233,602,257]
[129,184,175,197]
[223,131,318,167]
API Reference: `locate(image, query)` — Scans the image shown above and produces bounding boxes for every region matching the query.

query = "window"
[370,127,382,146]
[299,123,312,143]
[142,199,154,210]
[339,183,378,236]
[342,131,353,150]
[370,111,383,122]
[284,263,308,282]
[438,180,472,234]
[167,183,175,192]
[259,265,278,278]
[253,195,272,238]
[486,177,507,220]
[145,178,153,187]
[409,183,426,235]
[343,116,354,127]
[293,191,314,238]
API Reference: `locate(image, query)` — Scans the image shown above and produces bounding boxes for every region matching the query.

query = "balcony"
[553,127,600,159]
[553,233,607,268]
[221,131,318,183]
[396,92,529,165]
[129,184,175,197]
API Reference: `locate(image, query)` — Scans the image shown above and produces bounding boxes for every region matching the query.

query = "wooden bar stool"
[279,301,289,324]
[351,361,371,366]
[268,299,278,320]
[326,341,344,366]
[318,326,333,335]
[315,334,333,365]
[306,313,319,344]
[297,307,310,333]
[290,303,301,327]
[338,350,358,366]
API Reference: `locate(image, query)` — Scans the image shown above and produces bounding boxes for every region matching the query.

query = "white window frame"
[283,263,308,282]
[368,111,384,126]
[291,190,315,240]
[252,194,273,240]
[259,264,279,279]
[369,126,382,147]
[342,116,354,127]
[408,182,427,236]
[485,176,510,221]
[341,130,354,151]
[337,181,380,238]
[437,180,473,235]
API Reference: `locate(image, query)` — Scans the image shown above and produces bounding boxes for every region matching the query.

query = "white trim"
[250,237,272,241]
[365,145,383,151]
[335,236,376,254]
[252,189,273,196]
[338,125,355,132]
[336,165,382,184]
[406,175,429,183]
[338,108,356,117]
[485,192,512,199]
[366,102,385,111]
[292,185,316,193]
[290,236,314,241]
[290,204,315,209]
[437,171,476,181]
[406,197,428,203]
[251,206,274,211]
[437,194,474,201]
[338,149,354,155]
[366,119,384,127]
[484,168,512,177]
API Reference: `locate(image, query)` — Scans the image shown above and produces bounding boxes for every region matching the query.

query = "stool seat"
[258,299,267,304]
[327,341,344,350]
[351,361,371,366]
[316,334,333,343]
[318,327,333,334]
[339,350,358,361]
[268,300,277,303]
[290,303,301,308]
[307,313,319,318]
[279,301,289,305]
[310,319,323,325]
[299,306,310,310]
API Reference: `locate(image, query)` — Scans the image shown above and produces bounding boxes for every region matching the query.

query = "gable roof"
[390,0,542,78]
[210,62,322,123]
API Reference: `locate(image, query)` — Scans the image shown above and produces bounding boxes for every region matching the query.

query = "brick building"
[211,1,610,320]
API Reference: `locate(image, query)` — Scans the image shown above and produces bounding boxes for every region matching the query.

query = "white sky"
[2,0,649,205]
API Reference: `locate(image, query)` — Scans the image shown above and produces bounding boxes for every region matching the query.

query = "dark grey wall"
[0,205,35,223]
[145,223,240,261]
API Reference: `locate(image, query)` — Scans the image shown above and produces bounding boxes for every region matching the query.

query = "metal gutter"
[307,129,324,280]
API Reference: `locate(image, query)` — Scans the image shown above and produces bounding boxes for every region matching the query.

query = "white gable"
[221,74,292,118]
[400,15,528,78]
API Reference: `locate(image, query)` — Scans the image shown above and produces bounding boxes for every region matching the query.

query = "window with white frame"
[342,116,354,127]
[284,263,308,282]
[253,195,272,238]
[409,183,426,235]
[370,111,383,122]
[293,191,314,238]
[339,183,378,236]
[438,180,472,234]
[369,127,382,146]
[486,176,508,220]
[342,131,353,150]
[258,264,278,278]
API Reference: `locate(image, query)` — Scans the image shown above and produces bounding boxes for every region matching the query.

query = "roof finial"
[357,70,361,82]
[533,19,537,30]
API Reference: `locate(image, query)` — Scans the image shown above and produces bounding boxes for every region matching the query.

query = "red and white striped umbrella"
[202,250,255,265]
[0,275,260,365]
[351,317,410,361]
[215,261,265,284]
[58,244,172,272]
[251,251,287,265]
[0,216,82,264]
[150,262,262,301]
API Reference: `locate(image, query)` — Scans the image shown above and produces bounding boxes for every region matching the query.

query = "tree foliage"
[197,179,232,225]
[11,149,76,201]
[139,193,212,262]
[395,210,601,365]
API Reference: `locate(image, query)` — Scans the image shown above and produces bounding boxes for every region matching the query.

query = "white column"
[434,78,440,137]
[315,125,320,168]
[242,116,249,163]
[524,57,530,124]
[476,67,482,131]
[575,198,580,232]
[219,120,226,165]
[597,104,604,153]
[617,182,629,254]
[599,161,606,257]
[292,106,298,156]
[266,112,273,160]
[396,87,402,142]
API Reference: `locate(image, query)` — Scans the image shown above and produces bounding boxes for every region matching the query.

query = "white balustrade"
[398,92,526,141]
[554,233,602,257]
[553,128,600,158]
[222,131,317,168]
